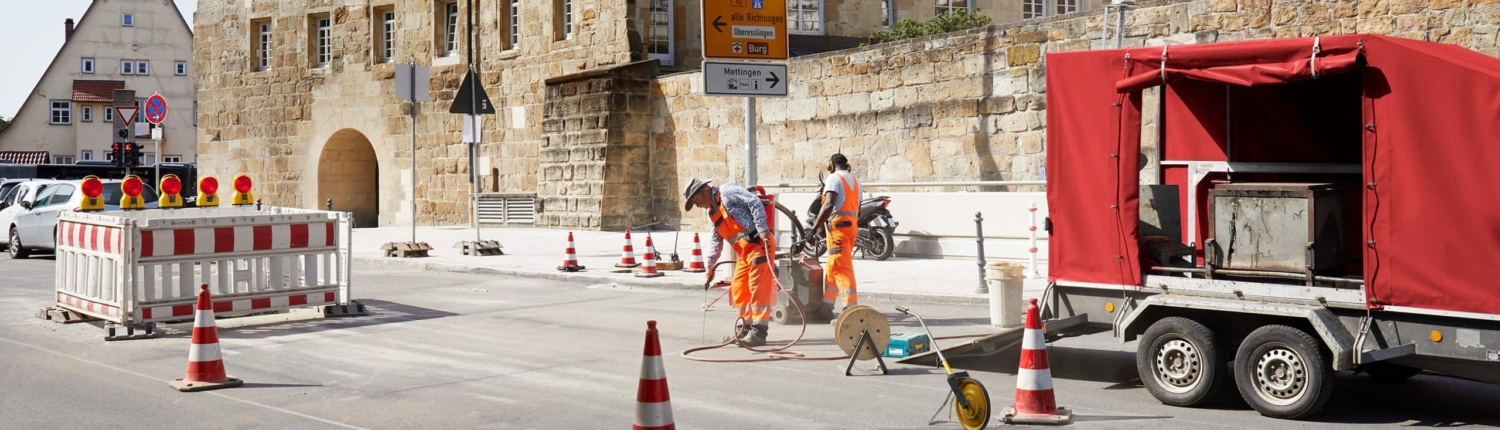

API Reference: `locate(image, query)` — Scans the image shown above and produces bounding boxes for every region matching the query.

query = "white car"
[8,179,159,259]
[0,180,61,246]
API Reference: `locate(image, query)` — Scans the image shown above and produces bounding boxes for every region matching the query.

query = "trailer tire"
[1136,317,1230,407]
[1359,362,1422,382]
[1234,325,1335,420]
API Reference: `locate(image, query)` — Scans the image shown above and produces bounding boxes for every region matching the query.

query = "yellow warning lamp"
[158,174,184,208]
[230,174,255,206]
[78,176,105,212]
[119,175,147,210]
[197,176,220,207]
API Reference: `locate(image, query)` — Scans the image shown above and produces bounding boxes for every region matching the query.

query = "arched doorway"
[319,129,380,227]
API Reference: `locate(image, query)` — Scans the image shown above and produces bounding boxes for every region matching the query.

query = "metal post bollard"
[326,199,333,211]
[255,199,262,211]
[975,212,987,294]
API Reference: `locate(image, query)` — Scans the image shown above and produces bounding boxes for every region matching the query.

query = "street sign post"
[702,0,788,60]
[112,90,137,172]
[395,62,430,246]
[703,61,788,97]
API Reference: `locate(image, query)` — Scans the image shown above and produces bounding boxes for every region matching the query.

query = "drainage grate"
[478,194,536,224]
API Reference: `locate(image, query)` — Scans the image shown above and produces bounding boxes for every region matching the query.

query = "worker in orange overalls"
[684,178,776,347]
[808,153,861,321]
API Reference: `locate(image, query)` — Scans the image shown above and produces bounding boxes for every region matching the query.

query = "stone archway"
[318,129,380,227]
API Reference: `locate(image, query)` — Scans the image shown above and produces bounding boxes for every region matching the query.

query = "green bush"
[868,9,993,45]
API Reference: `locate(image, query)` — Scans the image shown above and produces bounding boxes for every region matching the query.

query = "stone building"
[1,0,197,165]
[194,0,1500,231]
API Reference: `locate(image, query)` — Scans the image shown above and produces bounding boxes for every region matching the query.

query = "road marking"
[0,336,371,430]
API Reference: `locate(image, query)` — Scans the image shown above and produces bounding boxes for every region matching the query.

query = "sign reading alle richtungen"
[702,0,788,61]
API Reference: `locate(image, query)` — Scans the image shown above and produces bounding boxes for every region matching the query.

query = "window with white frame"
[1056,0,1078,15]
[82,58,95,74]
[145,153,157,166]
[54,156,75,164]
[123,13,134,27]
[163,155,183,163]
[314,17,332,67]
[256,20,273,71]
[121,60,135,75]
[646,0,673,65]
[884,0,897,27]
[104,106,114,122]
[936,0,970,15]
[175,61,187,75]
[380,10,396,62]
[136,60,150,75]
[507,0,521,50]
[444,2,459,56]
[788,0,822,34]
[1022,0,1044,19]
[50,101,72,125]
[81,106,93,122]
[82,150,94,161]
[555,0,573,40]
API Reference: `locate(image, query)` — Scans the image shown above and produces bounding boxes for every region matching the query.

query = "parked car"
[8,179,158,259]
[0,180,61,246]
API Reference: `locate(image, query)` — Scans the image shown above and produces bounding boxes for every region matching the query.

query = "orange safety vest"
[709,192,753,244]
[831,171,860,222]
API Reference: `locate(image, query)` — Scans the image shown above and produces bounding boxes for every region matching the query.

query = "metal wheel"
[9,227,29,259]
[868,228,895,261]
[953,377,991,430]
[1252,346,1308,406]
[1135,317,1228,407]
[1233,324,1334,420]
[1154,338,1204,394]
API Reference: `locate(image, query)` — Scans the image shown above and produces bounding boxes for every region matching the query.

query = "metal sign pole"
[410,58,419,244]
[745,97,756,187]
[469,0,481,244]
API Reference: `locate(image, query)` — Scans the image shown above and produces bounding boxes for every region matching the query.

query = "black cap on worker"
[683,178,712,211]
[830,153,848,167]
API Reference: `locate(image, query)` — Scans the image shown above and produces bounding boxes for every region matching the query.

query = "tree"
[0,115,9,133]
[868,9,993,45]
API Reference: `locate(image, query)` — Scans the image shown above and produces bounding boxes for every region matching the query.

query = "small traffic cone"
[636,236,664,278]
[1001,298,1072,425]
[557,232,585,272]
[616,230,642,268]
[170,284,243,392]
[683,233,706,273]
[634,320,675,430]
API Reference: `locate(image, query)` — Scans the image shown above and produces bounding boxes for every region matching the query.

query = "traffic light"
[110,143,123,168]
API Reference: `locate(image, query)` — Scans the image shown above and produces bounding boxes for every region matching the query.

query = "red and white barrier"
[634,320,675,430]
[53,206,353,326]
[1026,202,1040,279]
[1001,298,1072,425]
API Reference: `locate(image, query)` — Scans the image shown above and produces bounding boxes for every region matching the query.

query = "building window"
[136,60,150,75]
[82,151,94,161]
[81,106,93,122]
[163,155,183,163]
[254,20,273,71]
[192,101,197,126]
[1022,0,1044,19]
[175,61,188,75]
[145,153,157,166]
[443,2,460,56]
[936,0,970,15]
[55,156,75,164]
[121,60,135,75]
[123,13,134,27]
[883,0,896,27]
[82,58,95,74]
[647,0,673,65]
[507,0,521,50]
[1056,0,1078,15]
[379,9,396,62]
[104,106,114,122]
[555,0,573,40]
[788,0,822,34]
[50,101,72,125]
[136,99,147,123]
[313,16,332,67]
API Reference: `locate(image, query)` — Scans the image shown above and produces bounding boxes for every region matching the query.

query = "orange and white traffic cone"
[634,320,675,430]
[616,230,642,268]
[557,232,585,272]
[636,236,663,278]
[683,233,706,273]
[170,284,244,392]
[1001,298,1072,425]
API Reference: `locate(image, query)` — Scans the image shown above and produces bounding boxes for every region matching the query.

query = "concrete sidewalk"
[349,226,1049,305]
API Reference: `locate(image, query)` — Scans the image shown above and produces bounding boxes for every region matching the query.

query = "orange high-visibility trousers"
[730,238,776,325]
[823,222,858,309]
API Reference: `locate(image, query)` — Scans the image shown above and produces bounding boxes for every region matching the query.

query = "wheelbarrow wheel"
[953,377,991,430]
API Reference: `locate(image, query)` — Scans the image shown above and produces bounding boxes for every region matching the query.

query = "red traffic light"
[122,176,144,197]
[160,175,182,195]
[124,143,134,151]
[233,175,253,193]
[111,143,121,152]
[81,176,103,198]
[200,176,219,195]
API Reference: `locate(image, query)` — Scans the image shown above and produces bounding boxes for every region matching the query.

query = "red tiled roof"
[0,151,50,165]
[72,80,125,103]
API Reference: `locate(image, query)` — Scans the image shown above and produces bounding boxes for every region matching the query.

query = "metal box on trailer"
[1207,183,1347,279]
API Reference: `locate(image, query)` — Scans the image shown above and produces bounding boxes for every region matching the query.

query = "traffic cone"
[557,232,585,272]
[683,233,706,273]
[170,284,244,392]
[616,230,642,268]
[636,236,663,278]
[1000,298,1072,425]
[634,320,675,430]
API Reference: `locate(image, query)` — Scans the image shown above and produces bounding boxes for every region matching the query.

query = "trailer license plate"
[1487,350,1499,362]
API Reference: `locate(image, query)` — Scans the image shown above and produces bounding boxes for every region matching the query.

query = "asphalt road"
[1,256,1496,429]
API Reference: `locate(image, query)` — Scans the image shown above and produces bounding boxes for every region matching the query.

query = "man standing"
[808,154,861,319]
[684,178,775,347]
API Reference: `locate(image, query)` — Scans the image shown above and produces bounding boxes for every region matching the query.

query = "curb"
[351,256,994,306]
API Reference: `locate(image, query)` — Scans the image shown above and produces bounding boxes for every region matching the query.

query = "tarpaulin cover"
[1046,35,1500,316]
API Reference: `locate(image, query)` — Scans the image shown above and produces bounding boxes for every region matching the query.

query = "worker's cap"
[829,153,848,166]
[683,178,712,211]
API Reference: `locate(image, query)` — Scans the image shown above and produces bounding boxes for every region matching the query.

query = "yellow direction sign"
[702,0,788,60]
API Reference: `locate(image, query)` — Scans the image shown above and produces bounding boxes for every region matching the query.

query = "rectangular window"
[123,13,134,27]
[1056,0,1078,15]
[104,106,114,122]
[1022,0,1044,19]
[163,155,183,163]
[175,61,187,75]
[883,0,896,27]
[82,58,95,74]
[81,106,93,122]
[788,0,822,34]
[145,153,157,166]
[50,101,72,125]
[121,60,135,75]
[936,0,970,15]
[555,0,573,40]
[313,17,332,67]
[82,151,94,161]
[136,60,150,75]
[254,20,273,71]
[508,0,520,49]
[444,2,459,56]
[192,101,197,126]
[380,10,396,62]
[136,99,147,123]
[647,0,672,65]
[54,156,75,165]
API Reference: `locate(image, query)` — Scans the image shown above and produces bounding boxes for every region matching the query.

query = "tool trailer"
[909,35,1500,420]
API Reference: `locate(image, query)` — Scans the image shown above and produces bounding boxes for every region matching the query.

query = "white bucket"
[985,262,1024,328]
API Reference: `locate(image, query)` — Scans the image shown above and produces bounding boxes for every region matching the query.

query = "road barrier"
[52,205,354,327]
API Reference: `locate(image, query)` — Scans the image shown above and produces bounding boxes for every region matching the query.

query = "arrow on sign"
[712,16,726,33]
[767,72,781,88]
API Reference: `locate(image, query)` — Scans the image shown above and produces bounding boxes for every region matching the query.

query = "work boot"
[722,322,748,344]
[738,324,769,347]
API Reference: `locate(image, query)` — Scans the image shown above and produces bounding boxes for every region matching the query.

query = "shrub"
[868,9,993,45]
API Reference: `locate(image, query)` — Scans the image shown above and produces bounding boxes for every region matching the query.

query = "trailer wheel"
[1136,317,1229,407]
[1234,325,1334,420]
[1359,362,1422,382]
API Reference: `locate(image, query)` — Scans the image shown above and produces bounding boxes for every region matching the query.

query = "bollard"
[975,212,987,294]
[255,199,262,211]
[326,199,333,211]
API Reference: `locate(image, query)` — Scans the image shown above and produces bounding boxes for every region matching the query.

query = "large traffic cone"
[683,233,706,273]
[170,284,244,392]
[636,236,664,278]
[557,232,585,272]
[634,320,675,430]
[1000,298,1072,425]
[616,230,642,268]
